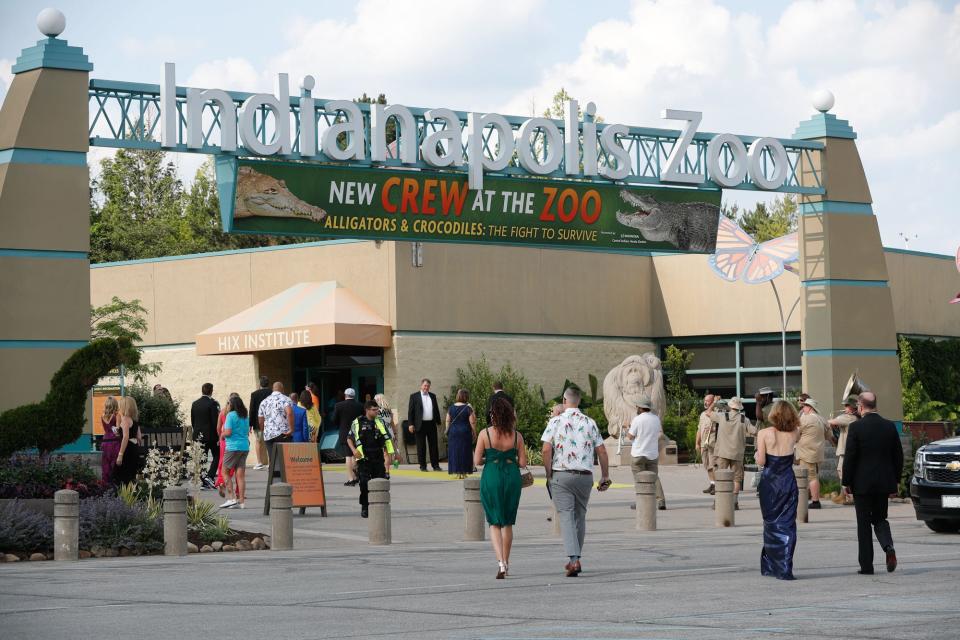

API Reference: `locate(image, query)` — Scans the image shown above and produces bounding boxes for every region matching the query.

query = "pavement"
[2,462,958,640]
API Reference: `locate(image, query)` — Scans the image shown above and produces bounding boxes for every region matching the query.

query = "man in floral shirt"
[541,387,611,577]
[257,381,294,473]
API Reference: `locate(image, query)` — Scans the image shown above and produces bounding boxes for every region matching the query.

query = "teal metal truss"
[88,79,825,195]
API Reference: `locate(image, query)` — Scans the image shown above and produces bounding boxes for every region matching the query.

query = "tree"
[721,196,798,242]
[899,336,959,422]
[90,296,161,382]
[662,345,700,454]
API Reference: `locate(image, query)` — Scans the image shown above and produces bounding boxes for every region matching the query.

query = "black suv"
[910,436,960,533]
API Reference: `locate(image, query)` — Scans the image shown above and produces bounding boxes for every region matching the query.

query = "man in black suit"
[332,388,364,486]
[249,376,272,470]
[486,380,514,425]
[842,391,904,574]
[408,378,442,472]
[190,382,221,489]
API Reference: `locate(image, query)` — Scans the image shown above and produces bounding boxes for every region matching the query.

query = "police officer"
[347,400,397,518]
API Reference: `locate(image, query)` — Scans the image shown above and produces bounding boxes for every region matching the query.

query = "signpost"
[263,443,327,517]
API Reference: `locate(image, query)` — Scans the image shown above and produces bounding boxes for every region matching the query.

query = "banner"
[223,159,722,253]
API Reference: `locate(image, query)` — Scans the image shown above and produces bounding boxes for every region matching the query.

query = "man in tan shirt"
[828,395,859,504]
[695,394,718,495]
[796,397,831,509]
[707,397,756,509]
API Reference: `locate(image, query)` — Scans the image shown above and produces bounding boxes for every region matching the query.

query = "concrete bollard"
[162,486,188,556]
[54,489,79,561]
[463,476,485,541]
[270,483,293,551]
[368,478,391,545]
[635,471,657,531]
[714,469,735,527]
[795,467,809,523]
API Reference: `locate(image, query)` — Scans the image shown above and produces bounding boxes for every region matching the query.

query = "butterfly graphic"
[951,246,960,304]
[708,215,800,284]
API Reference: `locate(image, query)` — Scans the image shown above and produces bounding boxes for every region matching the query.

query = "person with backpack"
[708,396,757,510]
[347,401,397,518]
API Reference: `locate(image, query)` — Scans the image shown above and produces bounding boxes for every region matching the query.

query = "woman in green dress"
[473,396,527,579]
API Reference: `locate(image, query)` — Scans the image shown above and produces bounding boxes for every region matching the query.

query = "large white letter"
[705,133,748,188]
[320,100,366,161]
[186,88,237,152]
[517,117,563,175]
[582,102,598,177]
[371,104,417,163]
[160,62,177,148]
[747,137,789,190]
[299,75,317,157]
[599,123,630,180]
[466,113,515,190]
[420,108,463,168]
[661,109,704,184]
[564,99,579,176]
[238,73,292,156]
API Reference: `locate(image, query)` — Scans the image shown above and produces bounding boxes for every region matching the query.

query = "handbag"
[520,466,534,489]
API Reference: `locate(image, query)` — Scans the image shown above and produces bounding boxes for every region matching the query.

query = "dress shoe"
[432,467,443,472]
[564,560,581,577]
[496,561,506,579]
[808,501,822,510]
[657,503,666,511]
[420,467,428,472]
[886,549,897,573]
[857,568,874,575]
[703,485,715,495]
[361,508,368,518]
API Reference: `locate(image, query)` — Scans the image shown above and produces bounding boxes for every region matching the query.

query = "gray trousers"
[550,472,594,558]
[630,456,665,506]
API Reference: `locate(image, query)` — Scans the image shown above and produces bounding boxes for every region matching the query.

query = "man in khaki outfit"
[796,397,831,509]
[829,396,859,505]
[695,394,717,495]
[708,396,755,510]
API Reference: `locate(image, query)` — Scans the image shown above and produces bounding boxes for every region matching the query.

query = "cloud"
[0,58,13,101]
[185,58,262,92]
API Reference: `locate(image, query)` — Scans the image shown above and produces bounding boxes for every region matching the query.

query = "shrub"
[0,501,53,553]
[0,456,107,499]
[128,383,183,430]
[198,515,233,544]
[79,496,163,554]
[187,499,219,532]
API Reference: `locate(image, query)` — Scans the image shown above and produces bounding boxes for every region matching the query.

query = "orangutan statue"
[602,353,667,438]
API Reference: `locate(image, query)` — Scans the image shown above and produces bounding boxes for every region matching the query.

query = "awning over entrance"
[196,281,392,355]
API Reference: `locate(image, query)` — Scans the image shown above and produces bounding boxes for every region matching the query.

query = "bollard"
[368,478,391,545]
[714,469,735,527]
[162,486,188,556]
[54,489,79,561]
[795,467,809,523]
[635,471,657,531]
[463,476,485,541]
[270,483,293,550]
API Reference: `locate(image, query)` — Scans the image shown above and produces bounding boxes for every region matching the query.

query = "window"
[741,340,800,369]
[681,343,736,370]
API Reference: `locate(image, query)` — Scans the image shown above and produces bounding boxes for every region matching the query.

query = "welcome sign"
[220,159,723,253]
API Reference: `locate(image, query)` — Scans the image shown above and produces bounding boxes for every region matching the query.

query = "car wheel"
[925,519,960,533]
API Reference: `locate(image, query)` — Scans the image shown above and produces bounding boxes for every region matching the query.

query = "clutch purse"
[520,467,534,489]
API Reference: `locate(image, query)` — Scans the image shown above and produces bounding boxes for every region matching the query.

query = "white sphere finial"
[37,8,66,38]
[812,89,835,113]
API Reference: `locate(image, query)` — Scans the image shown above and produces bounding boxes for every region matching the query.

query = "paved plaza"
[2,463,957,640]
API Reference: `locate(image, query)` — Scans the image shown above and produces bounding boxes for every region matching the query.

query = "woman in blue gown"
[445,388,477,478]
[754,400,801,580]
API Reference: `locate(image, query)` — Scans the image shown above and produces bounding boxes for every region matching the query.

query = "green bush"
[0,455,105,499]
[0,338,140,457]
[128,383,183,429]
[78,496,163,554]
[198,515,233,544]
[0,501,54,553]
[908,337,960,406]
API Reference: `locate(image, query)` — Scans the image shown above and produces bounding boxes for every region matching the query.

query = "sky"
[1,0,958,256]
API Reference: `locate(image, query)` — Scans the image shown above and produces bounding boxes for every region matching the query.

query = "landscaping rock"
[4,554,20,562]
[236,539,252,552]
[30,553,46,561]
[200,545,213,553]
[102,548,118,558]
[79,550,92,559]
[119,548,131,557]
[222,544,237,552]
[251,537,265,550]
[90,546,103,557]
[211,541,223,552]
[187,543,199,554]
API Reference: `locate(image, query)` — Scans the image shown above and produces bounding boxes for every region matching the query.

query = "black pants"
[266,434,292,480]
[358,457,387,508]
[416,420,440,469]
[204,439,220,480]
[853,492,894,570]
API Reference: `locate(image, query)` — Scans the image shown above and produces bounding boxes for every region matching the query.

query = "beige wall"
[886,250,960,338]
[0,69,89,152]
[0,163,90,251]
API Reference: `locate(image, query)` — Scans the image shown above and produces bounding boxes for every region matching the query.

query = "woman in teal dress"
[473,396,527,579]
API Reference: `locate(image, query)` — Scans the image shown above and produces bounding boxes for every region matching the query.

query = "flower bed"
[0,455,109,499]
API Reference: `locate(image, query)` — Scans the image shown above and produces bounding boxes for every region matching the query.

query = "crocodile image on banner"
[615,190,719,252]
[235,166,327,222]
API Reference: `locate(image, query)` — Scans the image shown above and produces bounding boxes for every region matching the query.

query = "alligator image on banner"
[235,166,328,222]
[615,190,719,252]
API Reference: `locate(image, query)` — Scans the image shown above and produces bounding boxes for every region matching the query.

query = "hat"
[843,395,858,407]
[635,396,652,410]
[801,397,819,412]
[344,388,356,398]
[758,387,775,396]
[728,397,744,411]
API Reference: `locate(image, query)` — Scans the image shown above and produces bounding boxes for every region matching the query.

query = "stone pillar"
[714,469,735,527]
[0,12,93,415]
[270,482,293,551]
[53,489,79,561]
[794,105,903,426]
[368,478,391,545]
[162,486,188,556]
[635,471,657,531]
[795,467,809,524]
[463,476,484,541]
